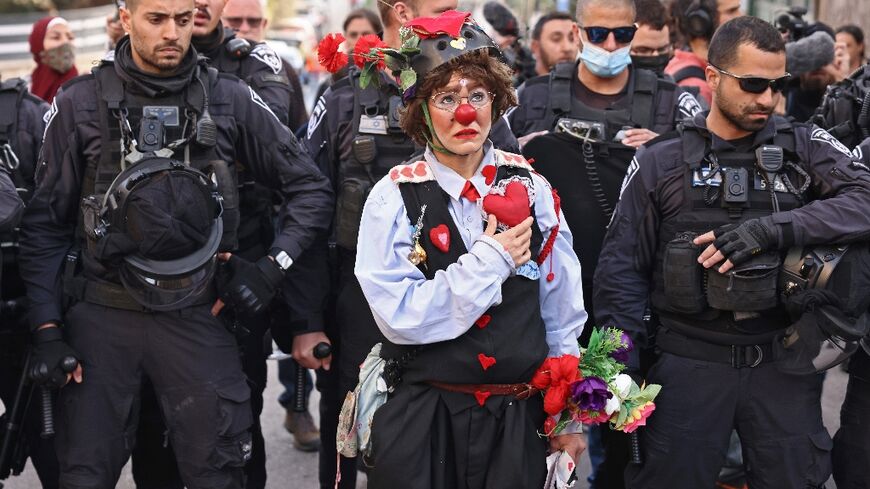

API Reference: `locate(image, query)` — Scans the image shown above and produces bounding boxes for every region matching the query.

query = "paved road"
[2,359,849,489]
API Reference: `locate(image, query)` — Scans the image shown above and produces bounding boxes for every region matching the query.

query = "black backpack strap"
[547,62,574,124]
[630,69,658,130]
[672,65,707,84]
[92,63,126,197]
[0,78,25,145]
[679,122,709,170]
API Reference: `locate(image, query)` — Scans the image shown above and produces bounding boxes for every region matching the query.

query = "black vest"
[76,63,236,286]
[650,119,807,343]
[333,69,419,252]
[380,155,549,386]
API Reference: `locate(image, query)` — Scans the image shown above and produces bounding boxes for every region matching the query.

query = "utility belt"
[662,231,781,316]
[62,252,216,312]
[656,327,774,368]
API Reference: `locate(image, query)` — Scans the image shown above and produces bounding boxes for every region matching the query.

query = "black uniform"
[18,41,332,489]
[304,67,519,489]
[511,62,701,489]
[0,78,52,488]
[594,112,870,488]
[131,26,314,489]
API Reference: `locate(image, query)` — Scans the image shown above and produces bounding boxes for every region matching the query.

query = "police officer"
[510,1,700,485]
[0,78,52,488]
[594,16,870,488]
[129,0,315,484]
[18,0,332,486]
[305,1,518,486]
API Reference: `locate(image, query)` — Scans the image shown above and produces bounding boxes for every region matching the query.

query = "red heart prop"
[477,353,496,371]
[474,390,491,406]
[429,224,450,253]
[474,314,491,329]
[483,181,530,227]
[482,165,497,185]
[414,162,428,176]
[400,166,414,178]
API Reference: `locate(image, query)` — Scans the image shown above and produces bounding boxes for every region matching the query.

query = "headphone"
[683,0,715,39]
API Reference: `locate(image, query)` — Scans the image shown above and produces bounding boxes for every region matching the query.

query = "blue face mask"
[580,42,632,78]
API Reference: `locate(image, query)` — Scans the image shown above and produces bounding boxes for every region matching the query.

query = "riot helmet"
[89,155,223,311]
[774,243,870,374]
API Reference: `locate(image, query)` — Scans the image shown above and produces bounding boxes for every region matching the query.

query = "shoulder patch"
[42,97,59,140]
[618,156,641,199]
[389,161,435,184]
[307,96,327,140]
[250,43,283,75]
[494,150,534,170]
[811,127,852,156]
[676,91,703,120]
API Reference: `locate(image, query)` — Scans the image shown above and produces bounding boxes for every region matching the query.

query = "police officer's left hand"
[694,216,779,273]
[213,253,284,317]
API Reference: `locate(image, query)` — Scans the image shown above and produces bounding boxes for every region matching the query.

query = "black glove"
[220,255,284,317]
[29,327,79,388]
[712,216,779,266]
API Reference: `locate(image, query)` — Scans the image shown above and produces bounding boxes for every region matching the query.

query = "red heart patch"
[482,165,497,185]
[389,168,399,181]
[414,162,428,176]
[429,224,450,253]
[477,353,496,371]
[474,314,491,329]
[400,166,414,178]
[483,181,530,227]
[474,390,491,406]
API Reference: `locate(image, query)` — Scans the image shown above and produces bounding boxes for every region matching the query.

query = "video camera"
[776,6,809,41]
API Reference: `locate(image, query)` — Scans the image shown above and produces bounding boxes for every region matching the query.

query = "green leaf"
[359,62,376,89]
[400,70,417,91]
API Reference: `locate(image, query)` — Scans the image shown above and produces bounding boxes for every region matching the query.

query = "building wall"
[817,0,870,50]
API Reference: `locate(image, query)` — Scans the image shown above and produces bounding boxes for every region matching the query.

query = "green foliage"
[579,327,625,381]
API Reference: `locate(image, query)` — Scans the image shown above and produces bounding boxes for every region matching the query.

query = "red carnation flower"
[406,10,471,39]
[317,33,348,74]
[352,34,387,70]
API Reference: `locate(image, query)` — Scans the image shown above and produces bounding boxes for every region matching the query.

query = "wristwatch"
[269,248,293,271]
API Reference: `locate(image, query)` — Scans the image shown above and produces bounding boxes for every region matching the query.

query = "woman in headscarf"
[29,16,78,103]
[344,10,588,488]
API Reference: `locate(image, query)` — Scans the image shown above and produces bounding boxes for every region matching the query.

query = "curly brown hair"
[399,49,517,147]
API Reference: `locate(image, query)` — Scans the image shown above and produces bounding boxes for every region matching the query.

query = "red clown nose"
[454,103,477,126]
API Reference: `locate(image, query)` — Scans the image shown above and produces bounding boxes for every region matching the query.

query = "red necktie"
[461,180,480,202]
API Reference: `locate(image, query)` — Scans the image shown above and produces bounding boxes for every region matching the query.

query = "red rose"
[543,383,569,416]
[317,33,348,74]
[352,34,387,70]
[531,357,553,389]
[405,10,472,39]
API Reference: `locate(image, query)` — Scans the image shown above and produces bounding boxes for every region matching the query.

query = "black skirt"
[367,382,548,489]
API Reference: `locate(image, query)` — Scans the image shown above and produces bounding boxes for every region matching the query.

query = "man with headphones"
[665,0,720,104]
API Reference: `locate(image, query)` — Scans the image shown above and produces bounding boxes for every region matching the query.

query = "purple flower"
[570,377,612,412]
[402,84,417,103]
[610,332,634,364]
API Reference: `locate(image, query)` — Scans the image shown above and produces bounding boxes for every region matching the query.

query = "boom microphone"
[786,31,834,77]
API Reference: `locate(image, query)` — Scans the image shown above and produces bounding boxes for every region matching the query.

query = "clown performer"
[352,11,588,488]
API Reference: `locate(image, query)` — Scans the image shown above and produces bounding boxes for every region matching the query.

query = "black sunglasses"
[711,64,791,94]
[581,25,638,44]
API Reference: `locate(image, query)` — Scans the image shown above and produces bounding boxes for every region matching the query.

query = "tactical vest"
[380,155,549,388]
[0,78,30,199]
[333,69,418,251]
[649,119,808,343]
[64,62,238,309]
[538,64,678,221]
[0,78,30,305]
[811,64,870,149]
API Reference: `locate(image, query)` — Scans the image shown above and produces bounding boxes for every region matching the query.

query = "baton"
[40,356,78,439]
[293,342,332,412]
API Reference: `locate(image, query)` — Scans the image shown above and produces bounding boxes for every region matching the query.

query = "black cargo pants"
[57,301,252,489]
[626,345,832,488]
[833,348,870,489]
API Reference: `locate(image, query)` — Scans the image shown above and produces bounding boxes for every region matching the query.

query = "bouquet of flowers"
[532,327,661,437]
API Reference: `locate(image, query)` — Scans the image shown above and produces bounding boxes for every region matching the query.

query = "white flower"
[614,374,633,398]
[604,395,622,416]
